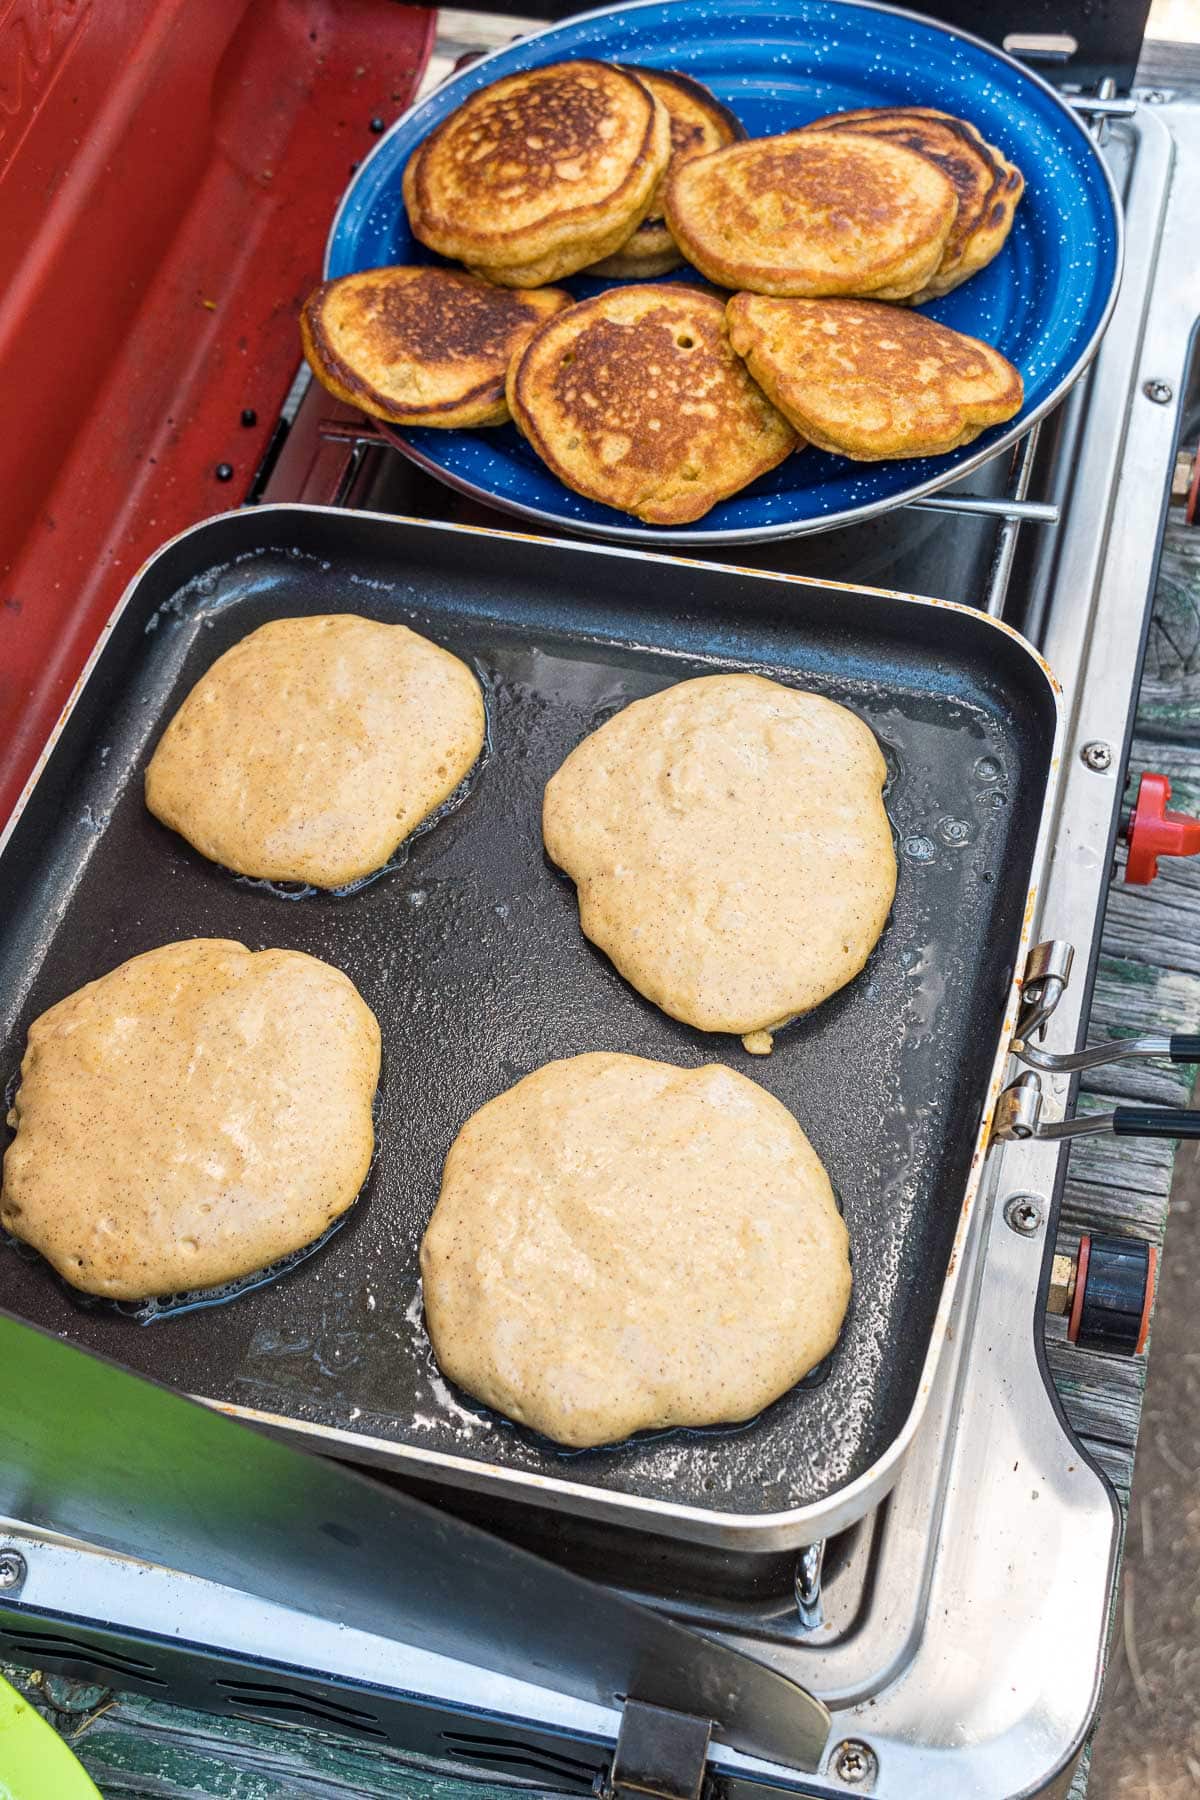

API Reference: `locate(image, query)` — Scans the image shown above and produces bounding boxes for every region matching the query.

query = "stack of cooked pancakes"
[587,66,746,278]
[667,129,957,301]
[665,105,1023,302]
[299,69,1026,516]
[802,106,1025,302]
[403,60,672,287]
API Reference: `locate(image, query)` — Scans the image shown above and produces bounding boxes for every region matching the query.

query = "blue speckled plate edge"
[325,0,1123,547]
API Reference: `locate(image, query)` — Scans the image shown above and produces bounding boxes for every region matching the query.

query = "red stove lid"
[0,0,435,829]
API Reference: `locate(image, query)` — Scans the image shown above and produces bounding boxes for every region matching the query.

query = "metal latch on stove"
[994,940,1200,1143]
[604,1702,713,1800]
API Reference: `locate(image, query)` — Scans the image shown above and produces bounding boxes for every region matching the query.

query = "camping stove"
[4,15,1200,1800]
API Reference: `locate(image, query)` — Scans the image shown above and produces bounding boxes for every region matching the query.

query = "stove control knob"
[1125,772,1200,884]
[1048,1234,1158,1355]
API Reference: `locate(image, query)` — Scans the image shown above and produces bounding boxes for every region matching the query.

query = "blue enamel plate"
[327,0,1121,545]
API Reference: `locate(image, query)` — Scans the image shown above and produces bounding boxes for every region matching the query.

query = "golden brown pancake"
[300,267,572,428]
[726,293,1023,460]
[507,284,797,524]
[543,673,895,1050]
[403,61,671,287]
[1,940,381,1301]
[804,107,1023,300]
[664,129,958,299]
[588,67,745,279]
[421,1052,850,1447]
[145,615,485,889]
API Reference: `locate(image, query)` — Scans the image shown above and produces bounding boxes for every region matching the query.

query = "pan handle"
[1011,944,1200,1075]
[994,1076,1200,1142]
[1112,1107,1200,1140]
[1013,1031,1200,1074]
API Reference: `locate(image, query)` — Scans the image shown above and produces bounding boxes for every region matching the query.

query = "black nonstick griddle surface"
[0,508,1056,1519]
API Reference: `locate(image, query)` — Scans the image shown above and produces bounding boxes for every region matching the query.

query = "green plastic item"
[0,1674,101,1800]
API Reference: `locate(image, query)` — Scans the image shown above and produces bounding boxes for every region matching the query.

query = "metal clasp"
[794,1540,825,1630]
[608,1701,713,1800]
[994,1071,1106,1141]
[1013,939,1075,1044]
[994,1071,1200,1143]
[1011,940,1200,1075]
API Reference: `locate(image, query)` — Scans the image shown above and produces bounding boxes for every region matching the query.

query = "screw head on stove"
[1005,1194,1045,1236]
[830,1740,878,1786]
[1143,378,1174,404]
[0,1548,27,1591]
[1081,740,1113,772]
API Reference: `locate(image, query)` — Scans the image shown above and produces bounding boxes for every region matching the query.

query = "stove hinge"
[600,1701,714,1800]
[993,940,1200,1143]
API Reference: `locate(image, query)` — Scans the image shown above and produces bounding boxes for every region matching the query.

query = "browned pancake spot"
[743,143,899,223]
[806,111,1002,260]
[549,304,746,477]
[354,270,546,364]
[443,68,628,197]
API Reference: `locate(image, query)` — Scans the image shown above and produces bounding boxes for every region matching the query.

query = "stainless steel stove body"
[4,80,1200,1800]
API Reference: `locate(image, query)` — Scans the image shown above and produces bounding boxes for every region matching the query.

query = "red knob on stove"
[1125,772,1200,884]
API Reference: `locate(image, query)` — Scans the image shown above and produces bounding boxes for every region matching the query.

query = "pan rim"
[322,0,1124,547]
[0,503,1065,1549]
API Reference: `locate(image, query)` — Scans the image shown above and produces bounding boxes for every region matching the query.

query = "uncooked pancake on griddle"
[506,284,797,524]
[543,672,896,1051]
[145,614,485,889]
[420,1052,851,1448]
[663,128,958,298]
[300,267,572,428]
[0,940,381,1301]
[403,60,671,286]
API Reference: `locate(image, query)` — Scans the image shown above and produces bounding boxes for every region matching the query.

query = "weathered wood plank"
[1134,528,1200,740]
[1049,527,1200,1681]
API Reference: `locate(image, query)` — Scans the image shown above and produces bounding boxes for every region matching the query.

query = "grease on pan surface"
[0,940,381,1301]
[145,614,486,888]
[403,60,671,287]
[301,267,572,428]
[727,294,1023,460]
[543,673,896,1049]
[508,285,797,523]
[421,1051,851,1447]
